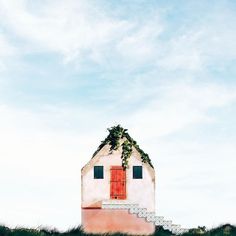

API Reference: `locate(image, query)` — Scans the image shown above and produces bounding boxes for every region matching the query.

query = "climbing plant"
[92,125,154,169]
[121,140,133,169]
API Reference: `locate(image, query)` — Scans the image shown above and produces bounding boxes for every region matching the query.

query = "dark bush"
[0,224,236,236]
[0,226,11,236]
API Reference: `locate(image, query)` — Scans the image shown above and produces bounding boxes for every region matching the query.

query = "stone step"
[146,212,156,222]
[154,216,165,225]
[129,207,138,214]
[102,201,188,235]
[102,203,138,209]
[162,220,172,229]
[169,224,181,234]
[137,208,148,218]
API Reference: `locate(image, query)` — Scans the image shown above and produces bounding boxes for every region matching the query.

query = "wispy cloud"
[1,0,235,73]
[125,81,236,139]
[0,0,130,63]
[0,0,164,69]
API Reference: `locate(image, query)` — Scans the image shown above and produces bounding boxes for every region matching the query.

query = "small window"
[133,166,143,179]
[94,166,104,179]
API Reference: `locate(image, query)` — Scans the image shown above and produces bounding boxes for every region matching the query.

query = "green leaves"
[121,140,133,169]
[107,125,125,150]
[93,125,153,169]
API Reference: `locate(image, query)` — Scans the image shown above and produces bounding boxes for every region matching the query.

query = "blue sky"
[0,0,236,231]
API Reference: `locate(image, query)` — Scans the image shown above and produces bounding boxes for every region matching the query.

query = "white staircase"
[102,201,189,235]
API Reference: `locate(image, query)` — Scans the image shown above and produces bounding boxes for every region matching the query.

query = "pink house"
[81,125,155,235]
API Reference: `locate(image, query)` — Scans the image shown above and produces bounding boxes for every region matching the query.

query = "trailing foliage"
[121,140,133,169]
[92,125,153,169]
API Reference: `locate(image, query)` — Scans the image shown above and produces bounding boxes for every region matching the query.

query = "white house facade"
[81,126,155,235]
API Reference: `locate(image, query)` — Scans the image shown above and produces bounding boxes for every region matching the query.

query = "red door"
[110,166,126,199]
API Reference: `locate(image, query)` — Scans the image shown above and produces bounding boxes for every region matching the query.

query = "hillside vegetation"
[0,225,235,236]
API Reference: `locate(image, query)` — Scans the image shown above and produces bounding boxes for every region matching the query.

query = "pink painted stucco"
[82,208,155,235]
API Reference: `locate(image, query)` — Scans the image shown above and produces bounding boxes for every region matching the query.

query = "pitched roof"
[92,125,154,169]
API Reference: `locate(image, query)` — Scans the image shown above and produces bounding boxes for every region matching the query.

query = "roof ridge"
[92,125,153,169]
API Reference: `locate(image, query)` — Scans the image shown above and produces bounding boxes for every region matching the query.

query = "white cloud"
[124,81,236,139]
[157,31,204,71]
[0,33,16,71]
[0,0,164,68]
[157,5,236,71]
[1,0,235,72]
[116,15,163,66]
[0,34,15,57]
[0,0,128,63]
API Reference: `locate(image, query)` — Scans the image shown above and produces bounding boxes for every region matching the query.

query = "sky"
[0,0,236,231]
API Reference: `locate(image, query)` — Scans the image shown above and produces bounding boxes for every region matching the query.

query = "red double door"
[110,166,126,199]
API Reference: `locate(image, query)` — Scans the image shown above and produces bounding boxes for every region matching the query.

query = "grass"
[0,224,235,236]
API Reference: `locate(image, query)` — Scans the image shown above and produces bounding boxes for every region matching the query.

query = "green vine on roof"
[121,140,133,169]
[92,125,154,169]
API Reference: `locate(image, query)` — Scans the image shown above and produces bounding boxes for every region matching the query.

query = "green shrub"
[0,226,11,236]
[0,224,236,236]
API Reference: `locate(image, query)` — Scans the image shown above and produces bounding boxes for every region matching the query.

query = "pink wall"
[82,208,155,235]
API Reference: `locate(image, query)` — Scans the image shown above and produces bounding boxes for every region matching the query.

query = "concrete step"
[162,220,172,229]
[102,201,188,235]
[129,207,139,214]
[154,216,165,225]
[146,212,156,222]
[102,202,138,209]
[137,208,147,218]
[169,224,181,234]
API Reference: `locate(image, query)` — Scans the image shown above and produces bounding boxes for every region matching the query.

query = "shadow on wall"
[0,224,236,236]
